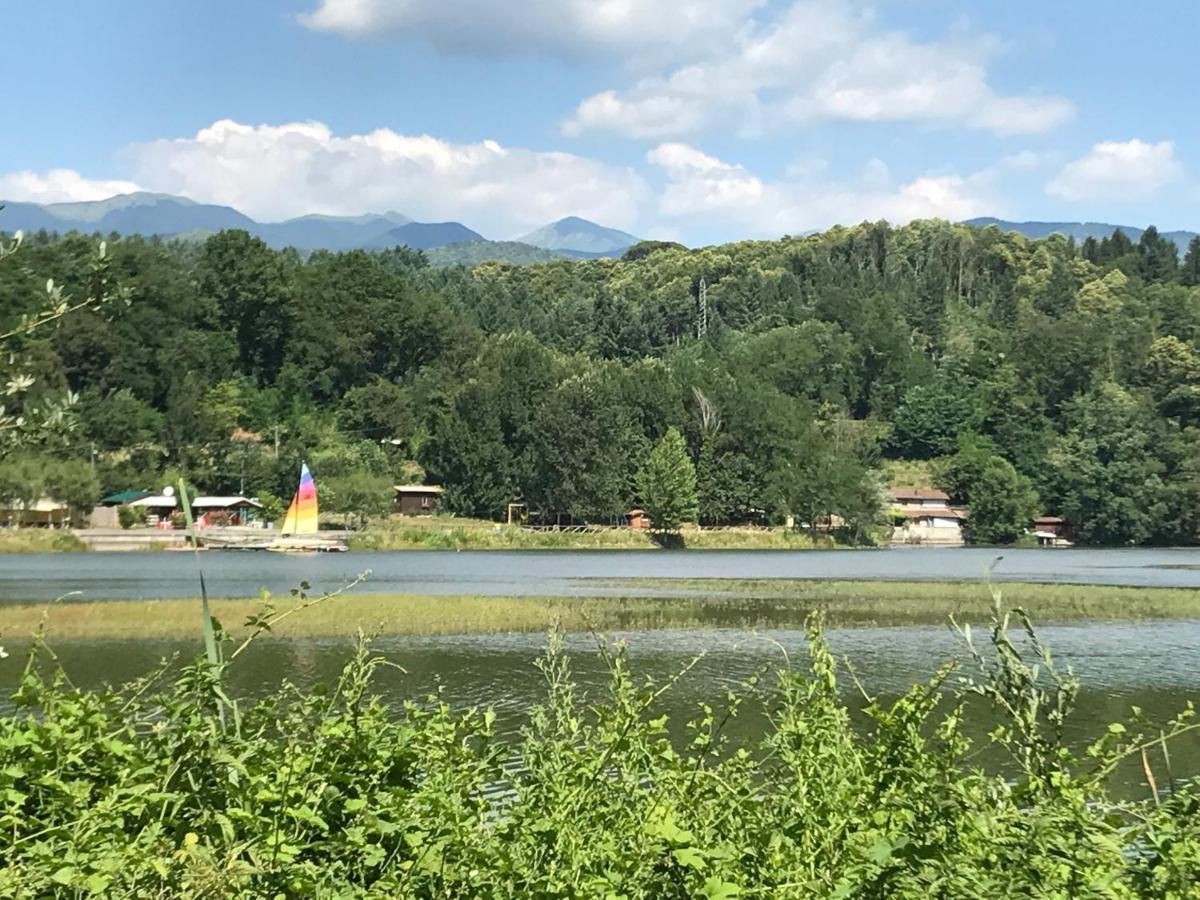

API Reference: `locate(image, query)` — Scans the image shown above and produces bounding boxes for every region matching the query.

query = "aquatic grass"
[348,518,831,551]
[0,529,86,554]
[4,580,1200,640]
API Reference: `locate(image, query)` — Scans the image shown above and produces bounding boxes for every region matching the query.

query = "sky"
[2,0,1198,245]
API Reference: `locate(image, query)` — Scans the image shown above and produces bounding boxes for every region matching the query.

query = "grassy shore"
[0,529,86,553]
[348,517,833,551]
[2,579,1199,640]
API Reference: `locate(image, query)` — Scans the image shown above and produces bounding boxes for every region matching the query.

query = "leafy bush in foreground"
[2,609,1200,897]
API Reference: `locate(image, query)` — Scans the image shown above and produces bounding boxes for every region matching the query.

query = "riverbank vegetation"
[4,607,1200,895]
[347,517,828,551]
[5,222,1200,544]
[4,580,1200,639]
[0,528,85,554]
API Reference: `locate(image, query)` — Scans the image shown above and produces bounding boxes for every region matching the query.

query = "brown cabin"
[628,509,652,531]
[1033,515,1073,546]
[394,484,443,516]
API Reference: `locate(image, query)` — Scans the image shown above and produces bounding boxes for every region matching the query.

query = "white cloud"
[565,1,1071,139]
[124,119,648,234]
[997,150,1050,171]
[647,142,992,235]
[299,0,762,59]
[1046,139,1181,202]
[0,169,142,204]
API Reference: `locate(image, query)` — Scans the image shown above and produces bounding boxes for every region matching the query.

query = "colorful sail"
[281,463,319,535]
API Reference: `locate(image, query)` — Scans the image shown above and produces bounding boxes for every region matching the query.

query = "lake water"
[3,621,1198,794]
[4,546,1200,602]
[3,547,1199,794]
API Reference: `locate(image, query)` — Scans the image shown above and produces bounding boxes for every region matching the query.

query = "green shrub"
[2,607,1199,896]
[116,504,146,529]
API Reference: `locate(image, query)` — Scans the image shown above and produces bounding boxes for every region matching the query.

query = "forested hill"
[4,219,1200,545]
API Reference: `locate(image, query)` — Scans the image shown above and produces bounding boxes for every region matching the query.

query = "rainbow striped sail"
[281,463,319,535]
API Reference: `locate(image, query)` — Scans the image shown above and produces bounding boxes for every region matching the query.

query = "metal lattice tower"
[697,277,708,339]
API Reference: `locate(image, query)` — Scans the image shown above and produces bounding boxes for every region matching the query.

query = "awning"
[101,490,151,505]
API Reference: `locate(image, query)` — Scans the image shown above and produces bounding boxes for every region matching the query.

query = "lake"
[5,546,1200,602]
[3,546,1199,795]
[3,620,1198,794]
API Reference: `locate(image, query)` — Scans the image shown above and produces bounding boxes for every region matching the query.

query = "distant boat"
[269,463,347,552]
[281,463,320,536]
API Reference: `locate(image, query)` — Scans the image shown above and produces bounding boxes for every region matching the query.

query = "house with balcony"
[888,487,967,545]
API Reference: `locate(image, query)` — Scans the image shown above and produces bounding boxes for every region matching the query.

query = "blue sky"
[2,0,1198,244]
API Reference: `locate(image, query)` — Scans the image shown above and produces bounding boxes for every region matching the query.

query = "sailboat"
[270,462,347,552]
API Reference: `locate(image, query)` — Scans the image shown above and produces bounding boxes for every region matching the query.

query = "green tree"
[323,471,393,529]
[528,368,643,521]
[696,437,761,525]
[1181,236,1200,287]
[44,458,101,526]
[1141,335,1200,424]
[1136,225,1178,284]
[80,388,164,450]
[200,230,292,382]
[0,454,46,526]
[636,427,698,532]
[964,458,1039,544]
[1049,385,1167,545]
[888,378,974,459]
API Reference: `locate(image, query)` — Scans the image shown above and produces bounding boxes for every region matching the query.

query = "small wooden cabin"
[628,509,652,531]
[394,484,444,516]
[1033,515,1073,546]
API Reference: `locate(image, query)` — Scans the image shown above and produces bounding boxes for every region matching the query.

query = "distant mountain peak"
[517,216,640,256]
[366,221,485,250]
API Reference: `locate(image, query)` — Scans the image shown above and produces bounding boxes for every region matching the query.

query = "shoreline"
[2,524,850,553]
[2,580,1198,640]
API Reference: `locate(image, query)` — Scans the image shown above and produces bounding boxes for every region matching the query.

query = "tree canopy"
[2,218,1199,544]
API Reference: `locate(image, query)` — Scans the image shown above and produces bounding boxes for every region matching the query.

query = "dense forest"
[4,216,1200,544]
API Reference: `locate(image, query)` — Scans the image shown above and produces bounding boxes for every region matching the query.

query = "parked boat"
[269,463,347,552]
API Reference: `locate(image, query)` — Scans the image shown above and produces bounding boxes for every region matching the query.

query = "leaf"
[701,876,741,899]
[865,838,895,865]
[85,873,112,894]
[673,847,707,870]
[646,812,694,845]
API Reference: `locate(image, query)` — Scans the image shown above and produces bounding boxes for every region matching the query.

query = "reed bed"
[348,520,827,551]
[0,529,86,553]
[3,579,1199,640]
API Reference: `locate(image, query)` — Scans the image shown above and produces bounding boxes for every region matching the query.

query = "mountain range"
[964,218,1200,252]
[4,192,1198,264]
[0,192,642,262]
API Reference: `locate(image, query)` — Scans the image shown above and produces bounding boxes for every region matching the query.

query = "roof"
[894,507,967,521]
[393,484,444,494]
[888,487,950,502]
[192,496,263,509]
[1034,515,1065,524]
[129,495,178,508]
[101,489,151,505]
